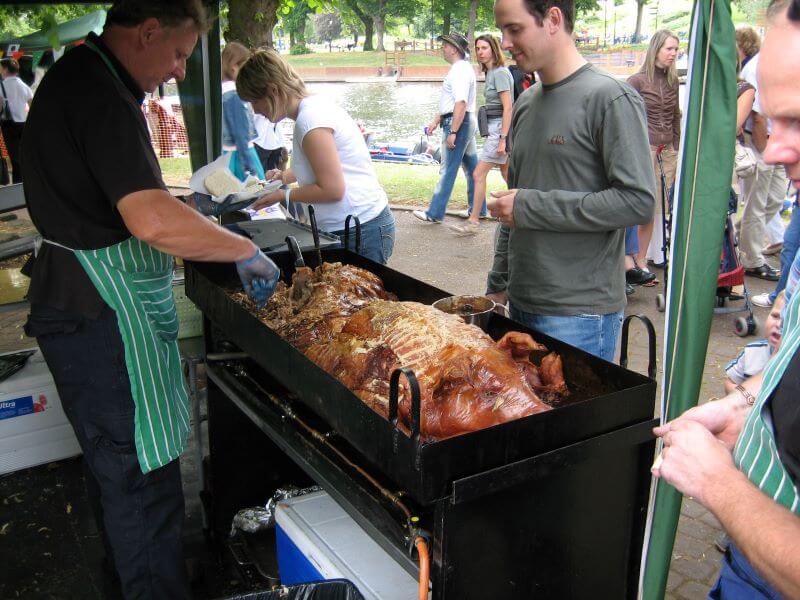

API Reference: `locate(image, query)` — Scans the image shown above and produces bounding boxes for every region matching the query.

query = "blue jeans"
[770,197,800,302]
[625,226,639,255]
[26,305,189,599]
[509,304,624,362]
[333,205,395,264]
[708,542,783,599]
[425,115,479,221]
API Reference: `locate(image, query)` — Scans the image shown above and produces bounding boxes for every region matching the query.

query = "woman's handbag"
[734,139,757,179]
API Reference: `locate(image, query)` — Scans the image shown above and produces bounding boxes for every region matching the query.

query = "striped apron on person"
[39,235,190,473]
[734,285,800,513]
[710,281,800,598]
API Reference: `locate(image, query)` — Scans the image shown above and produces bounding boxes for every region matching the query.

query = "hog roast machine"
[185,233,658,599]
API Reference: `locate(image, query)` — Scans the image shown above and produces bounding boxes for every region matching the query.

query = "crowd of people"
[7,0,800,596]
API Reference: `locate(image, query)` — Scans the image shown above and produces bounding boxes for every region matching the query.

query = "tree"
[314,12,342,51]
[227,0,280,47]
[467,0,479,52]
[282,0,313,49]
[633,0,648,43]
[343,0,375,50]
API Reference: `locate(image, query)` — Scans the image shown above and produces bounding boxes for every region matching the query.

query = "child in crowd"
[724,291,785,393]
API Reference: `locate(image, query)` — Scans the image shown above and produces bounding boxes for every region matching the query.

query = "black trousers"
[1,120,25,183]
[27,304,189,600]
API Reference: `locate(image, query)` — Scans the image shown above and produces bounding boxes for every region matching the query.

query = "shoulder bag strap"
[0,80,12,121]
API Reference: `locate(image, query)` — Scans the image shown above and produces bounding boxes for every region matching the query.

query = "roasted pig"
[233,263,568,439]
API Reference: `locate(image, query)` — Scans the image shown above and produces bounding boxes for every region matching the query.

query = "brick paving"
[1,207,780,598]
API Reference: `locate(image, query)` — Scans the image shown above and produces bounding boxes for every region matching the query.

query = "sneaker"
[752,292,774,308]
[626,267,657,286]
[763,242,783,256]
[626,283,635,296]
[456,209,489,219]
[412,209,441,223]
[449,221,479,236]
[745,264,780,281]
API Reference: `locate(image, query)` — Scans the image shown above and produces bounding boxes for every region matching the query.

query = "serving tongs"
[284,235,305,268]
[344,215,362,254]
[307,205,324,268]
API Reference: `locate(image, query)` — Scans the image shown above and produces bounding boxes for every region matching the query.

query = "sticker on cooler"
[0,395,34,420]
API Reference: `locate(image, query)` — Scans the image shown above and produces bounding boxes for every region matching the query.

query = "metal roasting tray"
[232,218,340,254]
[185,249,656,504]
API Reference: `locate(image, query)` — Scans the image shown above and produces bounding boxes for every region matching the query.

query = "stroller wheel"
[734,315,758,337]
[656,293,666,312]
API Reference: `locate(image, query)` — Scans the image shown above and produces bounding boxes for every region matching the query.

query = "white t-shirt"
[0,76,33,122]
[291,95,388,231]
[439,59,476,115]
[740,54,771,135]
[254,114,283,151]
[725,340,772,385]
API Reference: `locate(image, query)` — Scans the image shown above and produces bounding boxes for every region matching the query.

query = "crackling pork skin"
[233,263,567,439]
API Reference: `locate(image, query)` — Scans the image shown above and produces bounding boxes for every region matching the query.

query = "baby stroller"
[653,155,756,336]
[716,189,757,336]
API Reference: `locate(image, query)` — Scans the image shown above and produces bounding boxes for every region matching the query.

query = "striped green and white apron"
[734,288,800,514]
[39,235,190,473]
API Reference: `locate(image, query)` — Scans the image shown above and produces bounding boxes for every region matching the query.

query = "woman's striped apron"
[734,286,800,513]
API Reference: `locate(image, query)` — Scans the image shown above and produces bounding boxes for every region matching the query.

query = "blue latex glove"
[235,249,280,307]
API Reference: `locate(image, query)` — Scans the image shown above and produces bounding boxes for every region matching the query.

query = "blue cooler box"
[275,491,418,600]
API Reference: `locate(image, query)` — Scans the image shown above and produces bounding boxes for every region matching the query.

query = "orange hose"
[415,536,430,600]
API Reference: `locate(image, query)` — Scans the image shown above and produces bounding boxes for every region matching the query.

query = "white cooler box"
[275,490,419,600]
[0,349,81,475]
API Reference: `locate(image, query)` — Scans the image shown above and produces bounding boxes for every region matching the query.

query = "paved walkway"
[1,207,780,598]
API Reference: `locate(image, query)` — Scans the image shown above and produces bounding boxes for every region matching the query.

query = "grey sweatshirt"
[487,64,656,316]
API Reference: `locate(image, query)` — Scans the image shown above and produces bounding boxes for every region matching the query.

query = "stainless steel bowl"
[432,295,496,331]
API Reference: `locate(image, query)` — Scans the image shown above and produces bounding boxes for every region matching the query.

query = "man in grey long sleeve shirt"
[488,0,656,361]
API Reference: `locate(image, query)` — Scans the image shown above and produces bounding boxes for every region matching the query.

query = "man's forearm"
[119,190,255,262]
[512,185,654,232]
[706,469,800,599]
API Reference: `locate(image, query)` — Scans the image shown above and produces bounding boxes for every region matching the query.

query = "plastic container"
[275,491,417,600]
[0,349,81,475]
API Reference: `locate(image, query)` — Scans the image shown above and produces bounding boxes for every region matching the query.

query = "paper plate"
[189,154,282,203]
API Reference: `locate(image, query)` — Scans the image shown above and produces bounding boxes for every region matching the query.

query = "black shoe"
[745,264,780,281]
[626,283,635,296]
[626,267,657,285]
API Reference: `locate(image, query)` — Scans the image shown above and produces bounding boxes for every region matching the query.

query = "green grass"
[284,50,445,69]
[158,156,507,208]
[373,162,508,208]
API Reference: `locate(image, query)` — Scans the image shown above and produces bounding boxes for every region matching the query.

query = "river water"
[306,81,486,145]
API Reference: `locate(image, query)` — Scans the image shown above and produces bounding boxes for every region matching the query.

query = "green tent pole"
[178,1,222,172]
[639,1,737,598]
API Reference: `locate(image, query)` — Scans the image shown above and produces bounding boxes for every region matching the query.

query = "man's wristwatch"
[450,129,458,135]
[499,134,507,140]
[735,384,756,406]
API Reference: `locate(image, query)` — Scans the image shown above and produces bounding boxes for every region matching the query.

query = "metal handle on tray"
[285,235,305,268]
[619,314,657,380]
[389,367,422,444]
[307,205,324,268]
[344,214,362,254]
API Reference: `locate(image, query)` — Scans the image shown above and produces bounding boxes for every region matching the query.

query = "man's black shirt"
[22,33,166,318]
[769,346,800,486]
